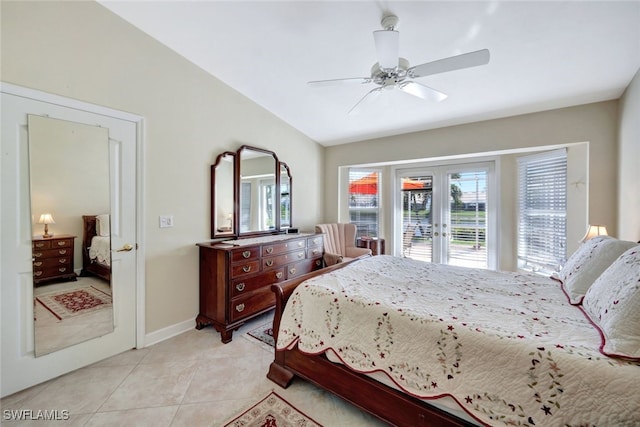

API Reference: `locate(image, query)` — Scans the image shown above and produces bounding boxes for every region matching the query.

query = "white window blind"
[517,149,567,274]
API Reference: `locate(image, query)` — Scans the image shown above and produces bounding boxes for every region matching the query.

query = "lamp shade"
[38,213,55,225]
[581,224,607,243]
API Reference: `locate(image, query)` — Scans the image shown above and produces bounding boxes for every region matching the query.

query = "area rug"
[223,391,322,427]
[245,321,275,348]
[35,286,112,321]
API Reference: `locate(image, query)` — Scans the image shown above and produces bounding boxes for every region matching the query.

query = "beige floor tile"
[98,360,199,411]
[85,406,179,427]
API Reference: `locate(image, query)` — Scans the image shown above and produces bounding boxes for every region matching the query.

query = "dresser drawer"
[307,245,323,259]
[33,265,73,280]
[230,246,260,263]
[231,268,285,298]
[33,256,72,269]
[229,288,274,322]
[230,260,260,278]
[32,247,72,260]
[262,238,306,256]
[32,240,52,250]
[307,235,323,247]
[263,250,306,269]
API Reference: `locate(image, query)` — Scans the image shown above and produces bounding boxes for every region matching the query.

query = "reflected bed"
[81,214,111,282]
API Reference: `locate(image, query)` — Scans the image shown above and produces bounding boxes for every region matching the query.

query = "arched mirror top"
[211,145,292,239]
[211,151,235,239]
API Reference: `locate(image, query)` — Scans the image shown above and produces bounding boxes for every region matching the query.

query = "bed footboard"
[266,257,476,426]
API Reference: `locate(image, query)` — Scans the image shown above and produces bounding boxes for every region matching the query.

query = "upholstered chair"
[315,223,372,266]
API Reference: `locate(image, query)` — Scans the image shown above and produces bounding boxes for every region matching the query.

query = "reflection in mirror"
[28,115,114,356]
[212,152,235,238]
[280,162,292,229]
[239,147,277,234]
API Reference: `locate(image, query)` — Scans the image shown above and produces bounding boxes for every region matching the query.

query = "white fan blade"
[348,87,383,115]
[308,77,372,86]
[399,81,448,102]
[408,49,490,78]
[373,30,399,70]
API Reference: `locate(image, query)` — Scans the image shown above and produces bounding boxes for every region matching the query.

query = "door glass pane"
[401,175,433,261]
[448,171,488,268]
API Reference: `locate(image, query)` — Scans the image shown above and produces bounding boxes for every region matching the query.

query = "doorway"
[396,161,496,269]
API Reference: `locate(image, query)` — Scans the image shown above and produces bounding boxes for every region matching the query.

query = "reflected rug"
[35,286,112,320]
[223,391,322,427]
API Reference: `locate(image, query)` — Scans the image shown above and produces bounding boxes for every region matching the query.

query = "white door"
[1,84,141,397]
[397,162,496,269]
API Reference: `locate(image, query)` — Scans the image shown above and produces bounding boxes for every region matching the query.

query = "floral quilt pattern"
[276,255,640,426]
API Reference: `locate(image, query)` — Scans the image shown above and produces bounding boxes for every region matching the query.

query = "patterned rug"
[223,391,322,427]
[246,322,275,348]
[35,286,112,320]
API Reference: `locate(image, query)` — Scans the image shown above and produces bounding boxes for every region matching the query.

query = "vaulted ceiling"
[100,1,640,146]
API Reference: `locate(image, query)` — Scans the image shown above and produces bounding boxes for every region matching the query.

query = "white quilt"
[89,235,111,266]
[276,255,640,426]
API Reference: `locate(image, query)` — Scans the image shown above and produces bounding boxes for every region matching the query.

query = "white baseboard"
[143,318,195,347]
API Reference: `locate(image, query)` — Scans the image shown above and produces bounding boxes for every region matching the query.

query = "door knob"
[116,243,134,252]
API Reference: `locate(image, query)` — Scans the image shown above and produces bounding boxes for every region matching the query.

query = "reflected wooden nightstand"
[356,237,385,256]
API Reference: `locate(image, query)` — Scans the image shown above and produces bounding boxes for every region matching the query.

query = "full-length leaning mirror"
[211,145,292,238]
[28,115,114,356]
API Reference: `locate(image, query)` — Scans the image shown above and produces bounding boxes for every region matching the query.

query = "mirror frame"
[210,145,292,239]
[210,151,236,239]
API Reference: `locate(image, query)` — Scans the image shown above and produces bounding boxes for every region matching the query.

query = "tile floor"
[1,311,385,426]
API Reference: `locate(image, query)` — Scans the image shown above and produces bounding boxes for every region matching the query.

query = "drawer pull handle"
[235,304,245,313]
[34,271,43,277]
[59,258,67,264]
[276,272,283,279]
[266,260,274,267]
[57,241,67,247]
[266,247,273,254]
[298,241,304,247]
[313,238,320,244]
[58,268,67,273]
[315,260,322,267]
[242,265,251,273]
[298,252,304,258]
[35,242,45,248]
[242,250,251,258]
[34,252,42,258]
[312,249,320,255]
[236,283,245,292]
[289,267,296,275]
[34,261,43,267]
[59,249,67,255]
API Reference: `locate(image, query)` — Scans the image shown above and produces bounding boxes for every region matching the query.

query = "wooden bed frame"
[266,259,476,427]
[80,215,111,282]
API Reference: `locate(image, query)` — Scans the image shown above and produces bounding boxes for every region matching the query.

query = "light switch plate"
[159,215,174,228]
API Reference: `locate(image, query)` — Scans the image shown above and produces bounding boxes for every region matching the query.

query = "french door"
[1,84,140,397]
[397,162,496,269]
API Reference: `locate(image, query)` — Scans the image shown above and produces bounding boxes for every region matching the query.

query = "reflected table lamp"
[38,213,55,238]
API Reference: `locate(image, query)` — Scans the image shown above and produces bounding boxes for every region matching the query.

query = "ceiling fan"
[308,14,490,115]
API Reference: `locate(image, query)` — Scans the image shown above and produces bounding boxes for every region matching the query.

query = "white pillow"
[556,236,637,305]
[96,214,110,237]
[582,246,640,360]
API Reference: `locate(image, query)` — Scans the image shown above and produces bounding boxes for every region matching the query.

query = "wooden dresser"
[196,233,324,343]
[32,234,77,286]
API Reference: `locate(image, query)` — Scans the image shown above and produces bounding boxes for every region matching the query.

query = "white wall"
[325,101,620,270]
[1,1,324,334]
[618,68,640,242]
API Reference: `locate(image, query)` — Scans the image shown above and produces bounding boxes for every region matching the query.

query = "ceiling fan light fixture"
[373,30,399,70]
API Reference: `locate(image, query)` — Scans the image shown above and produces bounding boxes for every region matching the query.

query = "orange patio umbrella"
[349,173,429,194]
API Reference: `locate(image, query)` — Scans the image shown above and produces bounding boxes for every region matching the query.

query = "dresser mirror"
[211,145,292,238]
[28,115,114,356]
[211,152,235,238]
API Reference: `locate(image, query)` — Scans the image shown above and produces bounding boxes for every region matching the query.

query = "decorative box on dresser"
[196,233,324,343]
[32,234,77,285]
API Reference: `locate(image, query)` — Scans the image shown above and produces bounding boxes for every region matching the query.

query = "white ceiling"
[100,1,640,146]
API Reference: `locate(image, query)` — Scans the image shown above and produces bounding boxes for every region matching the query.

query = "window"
[348,168,380,238]
[517,149,567,274]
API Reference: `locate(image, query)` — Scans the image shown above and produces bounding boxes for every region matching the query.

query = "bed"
[81,214,111,282]
[267,237,640,426]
